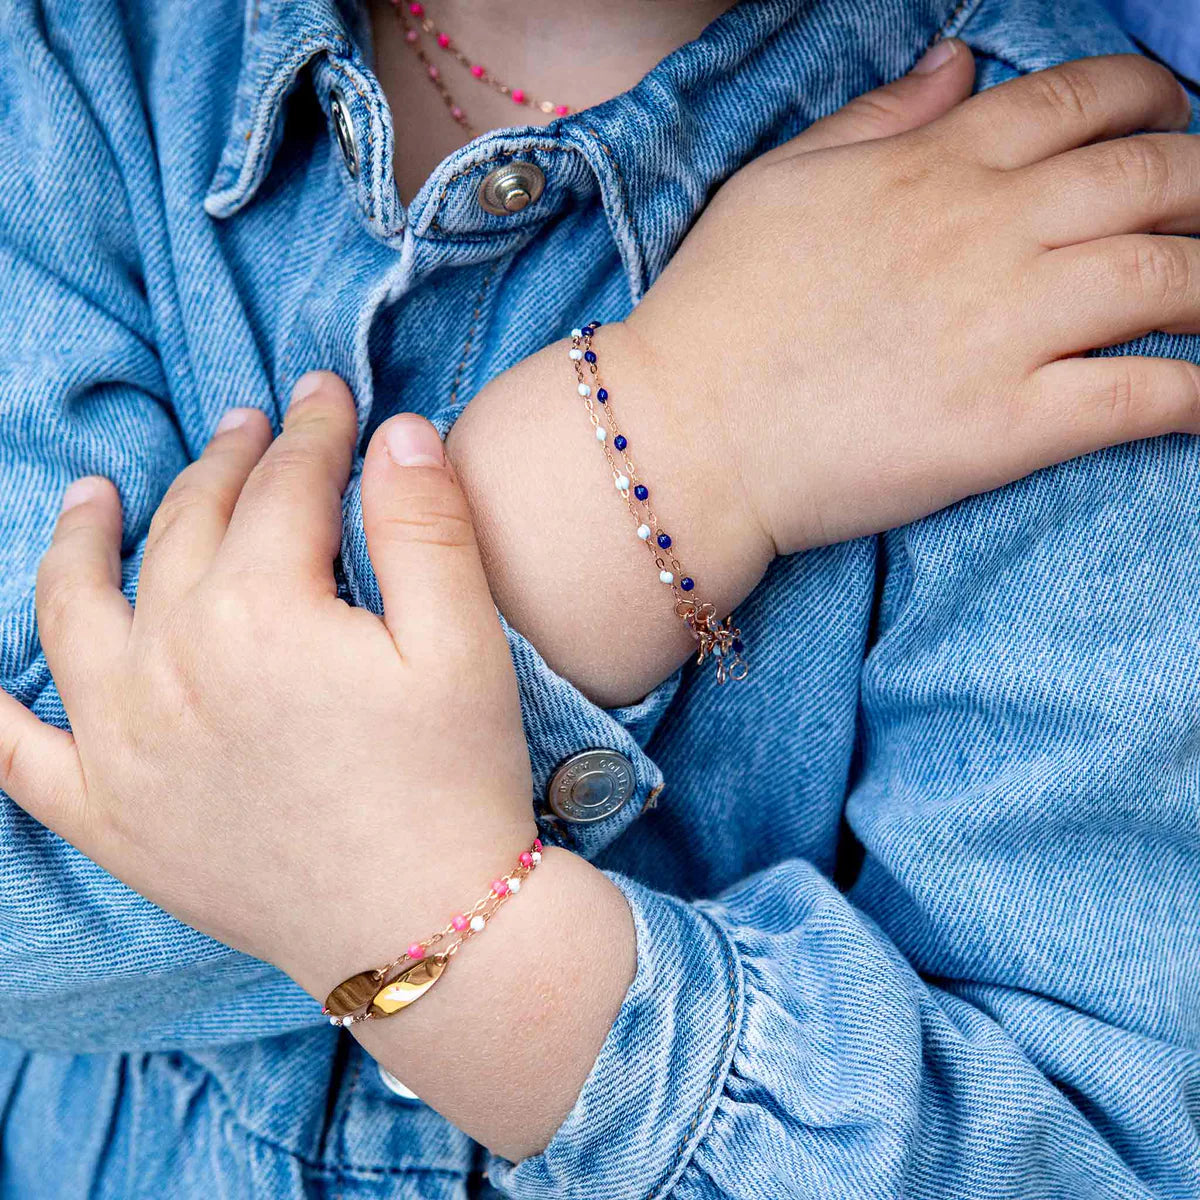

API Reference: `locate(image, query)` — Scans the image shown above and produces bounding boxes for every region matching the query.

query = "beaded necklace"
[389,1,572,136]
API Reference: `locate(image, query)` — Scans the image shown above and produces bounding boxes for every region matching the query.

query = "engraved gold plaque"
[325,970,383,1018]
[370,956,447,1017]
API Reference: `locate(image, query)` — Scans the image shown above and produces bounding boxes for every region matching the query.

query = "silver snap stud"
[477,161,545,215]
[330,90,358,178]
[546,749,637,823]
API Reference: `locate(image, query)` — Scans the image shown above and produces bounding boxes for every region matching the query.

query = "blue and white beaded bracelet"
[569,321,748,684]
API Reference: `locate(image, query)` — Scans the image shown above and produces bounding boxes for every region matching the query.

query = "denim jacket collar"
[205,0,974,294]
[203,0,368,219]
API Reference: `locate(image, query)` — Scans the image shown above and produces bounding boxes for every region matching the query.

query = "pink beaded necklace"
[390,1,572,135]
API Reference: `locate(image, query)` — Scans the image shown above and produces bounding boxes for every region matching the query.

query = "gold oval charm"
[370,955,447,1017]
[324,969,383,1018]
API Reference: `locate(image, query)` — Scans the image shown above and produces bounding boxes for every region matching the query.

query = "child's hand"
[627,51,1200,555]
[0,377,535,995]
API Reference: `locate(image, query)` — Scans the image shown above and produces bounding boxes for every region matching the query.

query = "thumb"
[360,414,500,658]
[781,38,975,156]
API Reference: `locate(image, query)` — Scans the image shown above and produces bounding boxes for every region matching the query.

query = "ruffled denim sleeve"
[492,848,1197,1199]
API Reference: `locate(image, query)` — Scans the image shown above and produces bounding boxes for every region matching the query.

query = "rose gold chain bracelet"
[570,321,749,683]
[322,838,543,1026]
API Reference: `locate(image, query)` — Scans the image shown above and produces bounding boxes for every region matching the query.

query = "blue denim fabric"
[1105,0,1200,83]
[1,0,1198,1196]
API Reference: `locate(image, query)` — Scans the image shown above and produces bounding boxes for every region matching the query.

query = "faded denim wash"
[1,0,1198,1196]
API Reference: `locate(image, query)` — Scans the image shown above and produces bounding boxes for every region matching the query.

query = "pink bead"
[451,913,469,931]
[450,105,464,120]
[437,33,451,48]
[519,852,533,867]
[470,64,484,78]
[428,65,440,79]
[404,29,418,42]
[511,89,526,104]
[409,2,424,14]
[533,838,543,853]
[555,105,569,116]
[406,942,425,960]
[492,879,509,896]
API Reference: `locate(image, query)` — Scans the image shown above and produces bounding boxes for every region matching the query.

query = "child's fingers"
[1019,133,1200,249]
[1019,357,1200,469]
[764,39,975,160]
[139,408,273,604]
[0,689,88,843]
[218,373,357,589]
[1038,235,1200,354]
[947,55,1191,171]
[360,414,501,661]
[36,477,132,712]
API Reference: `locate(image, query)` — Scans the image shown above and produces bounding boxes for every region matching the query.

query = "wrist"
[286,814,538,1003]
[448,318,773,706]
[615,314,776,561]
[348,845,637,1160]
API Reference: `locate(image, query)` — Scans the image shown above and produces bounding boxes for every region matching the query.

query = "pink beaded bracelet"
[322,838,543,1026]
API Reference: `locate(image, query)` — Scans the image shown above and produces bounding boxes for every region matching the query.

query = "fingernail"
[385,415,445,468]
[913,38,957,73]
[291,372,327,406]
[60,477,108,512]
[215,408,257,434]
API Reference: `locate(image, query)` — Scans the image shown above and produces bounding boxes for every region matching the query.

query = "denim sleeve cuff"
[487,872,744,1200]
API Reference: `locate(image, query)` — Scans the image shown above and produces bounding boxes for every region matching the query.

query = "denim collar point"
[204,0,363,219]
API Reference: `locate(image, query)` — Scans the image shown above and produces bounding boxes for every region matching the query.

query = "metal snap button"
[546,749,636,823]
[330,89,358,178]
[377,1063,420,1102]
[477,161,545,215]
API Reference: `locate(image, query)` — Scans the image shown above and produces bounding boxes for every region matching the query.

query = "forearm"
[447,319,773,708]
[326,321,751,1157]
[335,847,634,1163]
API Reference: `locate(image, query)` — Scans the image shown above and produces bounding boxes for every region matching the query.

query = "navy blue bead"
[634,484,648,501]
[732,638,744,654]
[584,350,597,363]
[614,435,627,451]
[680,577,695,592]
[657,532,672,549]
[597,388,608,402]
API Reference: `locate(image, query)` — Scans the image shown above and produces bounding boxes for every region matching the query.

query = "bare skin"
[3,47,1200,1167]
[369,0,735,202]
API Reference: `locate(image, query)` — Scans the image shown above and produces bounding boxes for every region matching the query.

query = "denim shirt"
[1,0,1199,1196]
[1106,0,1200,84]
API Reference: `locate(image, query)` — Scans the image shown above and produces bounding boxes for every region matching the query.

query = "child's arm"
[448,50,1200,705]
[3,54,1200,1174]
[2,42,1199,1181]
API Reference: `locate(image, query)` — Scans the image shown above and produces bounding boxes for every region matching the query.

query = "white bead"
[595,426,607,442]
[569,348,583,360]
[615,475,630,491]
[508,876,521,893]
[660,570,674,585]
[329,1015,340,1026]
[578,383,590,397]
[637,524,651,540]
[470,915,486,932]
[571,328,582,339]
[531,851,542,864]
